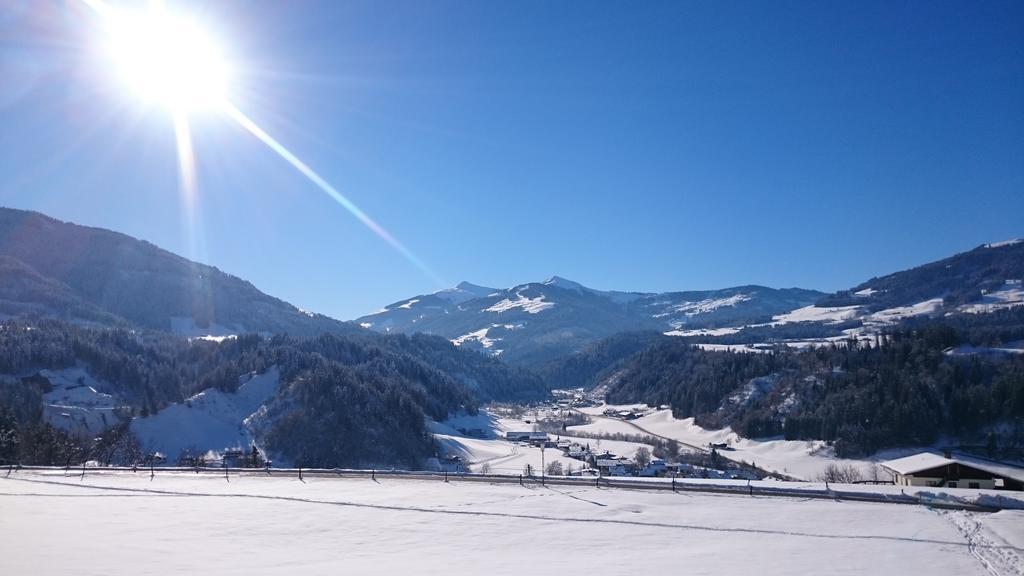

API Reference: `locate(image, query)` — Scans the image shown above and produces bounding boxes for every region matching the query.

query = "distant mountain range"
[356,278,825,365]
[3,206,1021,367]
[358,240,1023,364]
[0,207,358,337]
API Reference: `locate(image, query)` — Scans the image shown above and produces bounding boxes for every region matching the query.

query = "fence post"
[298,467,303,481]
[519,474,523,486]
[372,469,375,482]
[81,462,86,480]
[672,474,676,493]
[150,462,155,480]
[224,463,229,482]
[444,468,448,483]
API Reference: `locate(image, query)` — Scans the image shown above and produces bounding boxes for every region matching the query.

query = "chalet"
[595,457,633,476]
[505,431,548,442]
[638,459,668,477]
[881,452,1024,491]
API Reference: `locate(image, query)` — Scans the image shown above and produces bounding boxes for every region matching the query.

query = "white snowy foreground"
[2,470,1022,576]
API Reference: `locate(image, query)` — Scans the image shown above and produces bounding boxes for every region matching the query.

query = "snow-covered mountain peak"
[985,239,1023,249]
[542,275,589,292]
[434,281,498,304]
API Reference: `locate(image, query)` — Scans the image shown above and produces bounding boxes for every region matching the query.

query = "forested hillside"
[818,240,1024,310]
[605,322,1024,457]
[0,208,359,336]
[534,331,669,390]
[0,321,547,468]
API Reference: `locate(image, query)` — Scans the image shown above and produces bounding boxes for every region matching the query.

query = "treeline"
[534,331,668,390]
[605,325,1024,456]
[0,320,548,468]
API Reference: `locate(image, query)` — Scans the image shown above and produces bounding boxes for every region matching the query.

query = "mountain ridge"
[356,276,827,365]
[0,207,359,337]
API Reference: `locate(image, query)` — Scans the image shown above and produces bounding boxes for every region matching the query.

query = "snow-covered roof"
[880,453,953,475]
[881,452,1024,482]
[952,454,1024,483]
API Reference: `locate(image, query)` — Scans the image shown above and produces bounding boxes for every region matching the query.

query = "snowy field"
[573,405,923,480]
[430,412,657,475]
[1,470,1021,576]
[433,406,928,481]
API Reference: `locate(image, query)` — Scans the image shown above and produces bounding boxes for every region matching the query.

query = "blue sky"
[1,1,1022,320]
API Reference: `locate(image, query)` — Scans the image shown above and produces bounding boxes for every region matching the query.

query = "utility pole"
[541,444,546,486]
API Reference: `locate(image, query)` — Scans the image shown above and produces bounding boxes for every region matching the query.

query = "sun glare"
[103,7,230,112]
[80,0,441,284]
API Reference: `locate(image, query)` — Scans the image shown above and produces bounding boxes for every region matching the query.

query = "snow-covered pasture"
[130,367,281,462]
[36,368,128,435]
[1,470,1021,576]
[573,406,922,481]
[430,413,657,475]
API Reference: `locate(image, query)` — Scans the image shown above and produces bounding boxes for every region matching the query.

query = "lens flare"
[224,104,444,285]
[80,0,443,286]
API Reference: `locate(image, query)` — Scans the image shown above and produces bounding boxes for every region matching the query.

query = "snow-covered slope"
[38,368,128,435]
[355,279,824,365]
[131,367,280,460]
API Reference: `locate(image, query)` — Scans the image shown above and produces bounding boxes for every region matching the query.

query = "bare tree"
[635,447,652,469]
[817,463,863,484]
[478,462,492,475]
[545,461,564,476]
[869,463,883,483]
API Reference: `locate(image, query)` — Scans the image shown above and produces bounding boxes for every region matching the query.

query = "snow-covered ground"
[664,326,743,337]
[429,412,655,475]
[451,327,501,351]
[38,367,127,435]
[865,298,945,323]
[169,316,239,338]
[772,304,862,324]
[131,367,280,461]
[692,342,772,353]
[572,407,919,480]
[1,470,1020,576]
[960,282,1024,314]
[484,293,554,314]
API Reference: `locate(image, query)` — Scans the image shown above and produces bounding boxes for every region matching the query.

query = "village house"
[881,452,1024,491]
[504,431,549,443]
[638,459,668,477]
[595,457,634,476]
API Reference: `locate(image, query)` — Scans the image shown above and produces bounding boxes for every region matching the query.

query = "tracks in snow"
[942,510,1024,576]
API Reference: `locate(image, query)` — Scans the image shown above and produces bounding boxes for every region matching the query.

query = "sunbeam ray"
[80,0,443,287]
[223,102,444,285]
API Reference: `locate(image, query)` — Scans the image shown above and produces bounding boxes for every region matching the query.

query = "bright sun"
[103,6,230,112]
